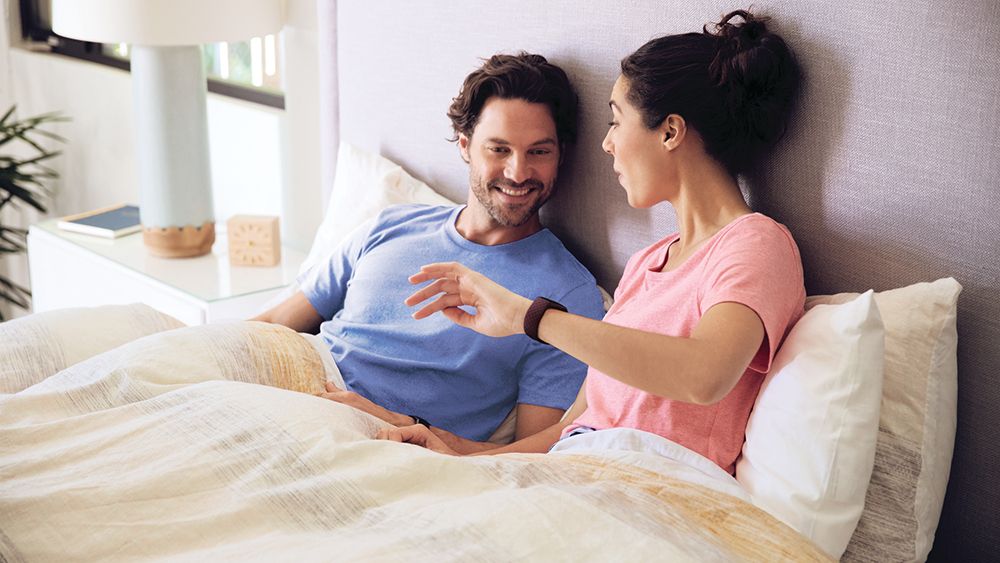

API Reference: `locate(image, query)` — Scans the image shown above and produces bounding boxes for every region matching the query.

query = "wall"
[0,0,322,319]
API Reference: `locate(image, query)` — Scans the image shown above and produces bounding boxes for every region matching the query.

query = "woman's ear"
[660,114,686,149]
[458,134,471,163]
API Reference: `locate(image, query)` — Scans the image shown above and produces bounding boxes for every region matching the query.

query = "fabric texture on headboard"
[318,1,1000,559]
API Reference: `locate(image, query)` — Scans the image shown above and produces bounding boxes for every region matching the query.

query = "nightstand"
[27,220,305,325]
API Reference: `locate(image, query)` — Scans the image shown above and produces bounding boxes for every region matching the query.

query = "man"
[255,52,604,452]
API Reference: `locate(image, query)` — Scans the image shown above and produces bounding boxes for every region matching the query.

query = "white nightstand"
[27,220,305,325]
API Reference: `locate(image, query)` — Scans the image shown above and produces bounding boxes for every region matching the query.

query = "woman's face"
[601,76,672,208]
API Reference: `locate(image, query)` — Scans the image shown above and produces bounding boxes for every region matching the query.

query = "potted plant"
[0,105,67,321]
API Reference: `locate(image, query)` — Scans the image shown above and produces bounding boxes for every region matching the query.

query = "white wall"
[0,0,322,319]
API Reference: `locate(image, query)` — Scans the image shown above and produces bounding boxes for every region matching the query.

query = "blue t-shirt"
[299,204,605,441]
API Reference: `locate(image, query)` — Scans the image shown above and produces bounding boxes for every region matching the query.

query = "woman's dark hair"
[448,52,578,145]
[621,9,801,175]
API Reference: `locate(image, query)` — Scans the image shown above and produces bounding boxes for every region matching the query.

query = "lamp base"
[142,222,216,258]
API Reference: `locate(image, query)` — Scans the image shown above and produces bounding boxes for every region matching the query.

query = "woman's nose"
[601,131,614,156]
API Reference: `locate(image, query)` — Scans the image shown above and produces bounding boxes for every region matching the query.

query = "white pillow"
[738,290,885,559]
[300,142,458,276]
[813,278,961,563]
[251,143,459,316]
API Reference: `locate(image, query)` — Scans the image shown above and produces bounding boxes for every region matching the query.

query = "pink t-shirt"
[565,213,805,474]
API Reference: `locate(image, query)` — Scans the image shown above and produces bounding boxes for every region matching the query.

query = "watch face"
[229,220,278,266]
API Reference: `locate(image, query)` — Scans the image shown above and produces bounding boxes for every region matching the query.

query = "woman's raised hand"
[405,262,531,338]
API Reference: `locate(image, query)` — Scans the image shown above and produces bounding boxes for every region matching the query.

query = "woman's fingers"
[408,262,465,284]
[412,294,461,320]
[441,306,476,328]
[404,277,454,307]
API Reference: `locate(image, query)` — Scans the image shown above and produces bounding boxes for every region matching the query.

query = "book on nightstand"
[56,204,142,238]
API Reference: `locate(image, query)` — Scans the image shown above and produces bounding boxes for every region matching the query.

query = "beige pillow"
[811,278,961,562]
[0,304,184,394]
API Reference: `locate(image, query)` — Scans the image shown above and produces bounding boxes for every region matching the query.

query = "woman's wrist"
[522,297,568,343]
[512,296,533,335]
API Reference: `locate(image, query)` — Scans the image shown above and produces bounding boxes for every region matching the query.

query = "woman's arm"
[538,302,763,405]
[406,262,764,405]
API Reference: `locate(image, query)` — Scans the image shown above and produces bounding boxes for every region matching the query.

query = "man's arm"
[252,290,324,334]
[513,403,565,441]
[424,403,565,454]
[426,386,584,454]
[381,383,590,456]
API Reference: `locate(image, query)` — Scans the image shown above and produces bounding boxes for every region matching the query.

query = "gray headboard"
[317,1,1000,558]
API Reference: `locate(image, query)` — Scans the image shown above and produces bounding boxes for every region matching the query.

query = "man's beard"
[469,173,554,227]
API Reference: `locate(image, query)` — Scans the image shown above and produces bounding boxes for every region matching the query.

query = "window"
[17,0,285,109]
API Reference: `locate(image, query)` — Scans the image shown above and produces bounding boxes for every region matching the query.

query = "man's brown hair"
[447,52,578,145]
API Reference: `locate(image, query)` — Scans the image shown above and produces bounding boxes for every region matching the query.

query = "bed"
[2,0,998,560]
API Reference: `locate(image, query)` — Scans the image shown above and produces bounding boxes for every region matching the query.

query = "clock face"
[229,220,279,266]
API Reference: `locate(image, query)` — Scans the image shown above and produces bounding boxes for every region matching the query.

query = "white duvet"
[0,306,828,562]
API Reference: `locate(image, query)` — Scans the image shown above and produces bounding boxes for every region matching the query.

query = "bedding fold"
[1,316,829,561]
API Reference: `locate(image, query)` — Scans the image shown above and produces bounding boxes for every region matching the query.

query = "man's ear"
[458,134,471,163]
[660,114,686,149]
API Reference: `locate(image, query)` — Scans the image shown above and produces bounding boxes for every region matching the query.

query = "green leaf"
[0,275,32,310]
[0,105,15,127]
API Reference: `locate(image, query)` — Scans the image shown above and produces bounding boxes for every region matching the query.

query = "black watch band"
[409,414,432,428]
[523,296,567,344]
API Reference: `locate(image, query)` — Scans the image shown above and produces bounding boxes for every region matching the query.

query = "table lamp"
[51,0,285,257]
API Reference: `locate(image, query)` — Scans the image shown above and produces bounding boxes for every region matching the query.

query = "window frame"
[16,0,285,110]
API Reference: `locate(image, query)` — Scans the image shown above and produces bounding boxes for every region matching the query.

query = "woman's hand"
[378,424,460,456]
[405,262,532,338]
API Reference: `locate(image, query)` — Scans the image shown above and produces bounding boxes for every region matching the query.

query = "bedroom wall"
[0,0,323,320]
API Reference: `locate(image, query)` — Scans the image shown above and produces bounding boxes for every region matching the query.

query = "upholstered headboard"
[316,1,1000,558]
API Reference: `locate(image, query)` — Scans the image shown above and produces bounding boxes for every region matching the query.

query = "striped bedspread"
[0,306,829,561]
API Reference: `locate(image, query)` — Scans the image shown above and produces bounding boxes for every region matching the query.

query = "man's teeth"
[499,187,530,196]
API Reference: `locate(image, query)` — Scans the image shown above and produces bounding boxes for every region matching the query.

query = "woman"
[382,10,805,475]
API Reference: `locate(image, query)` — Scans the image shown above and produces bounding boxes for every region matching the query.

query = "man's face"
[459,97,560,227]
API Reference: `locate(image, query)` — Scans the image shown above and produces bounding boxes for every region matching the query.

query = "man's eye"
[529,149,551,156]
[607,121,618,127]
[487,146,509,153]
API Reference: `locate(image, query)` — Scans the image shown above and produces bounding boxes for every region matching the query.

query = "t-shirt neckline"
[445,205,552,251]
[650,212,761,275]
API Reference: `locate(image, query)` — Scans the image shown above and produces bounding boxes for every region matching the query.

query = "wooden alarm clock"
[226,215,281,267]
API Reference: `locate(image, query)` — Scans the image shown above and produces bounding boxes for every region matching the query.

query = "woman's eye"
[607,121,618,128]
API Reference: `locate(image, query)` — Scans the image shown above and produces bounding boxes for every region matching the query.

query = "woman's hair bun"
[620,8,801,175]
[711,9,770,56]
[706,10,801,150]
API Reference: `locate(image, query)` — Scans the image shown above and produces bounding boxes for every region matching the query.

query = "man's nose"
[504,153,531,184]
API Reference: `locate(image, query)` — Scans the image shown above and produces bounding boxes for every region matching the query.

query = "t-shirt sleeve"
[516,281,606,410]
[296,218,375,320]
[699,220,805,374]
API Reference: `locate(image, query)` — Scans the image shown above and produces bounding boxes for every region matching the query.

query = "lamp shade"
[50,0,285,258]
[51,0,284,46]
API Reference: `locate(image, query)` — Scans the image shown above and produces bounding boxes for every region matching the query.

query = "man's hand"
[378,424,460,455]
[318,382,412,427]
[428,426,502,455]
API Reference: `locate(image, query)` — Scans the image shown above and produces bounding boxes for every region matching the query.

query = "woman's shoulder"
[702,213,803,272]
[718,213,799,251]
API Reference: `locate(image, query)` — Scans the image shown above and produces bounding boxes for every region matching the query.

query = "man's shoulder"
[369,204,459,234]
[530,229,598,285]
